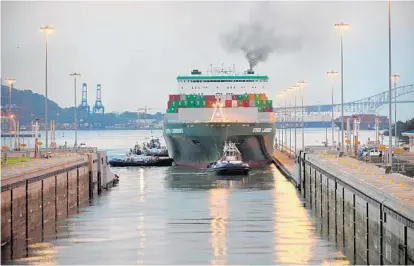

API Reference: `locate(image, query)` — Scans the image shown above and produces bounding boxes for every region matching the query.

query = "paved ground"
[273,146,414,206]
[315,152,414,205]
[273,149,295,174]
[1,153,86,186]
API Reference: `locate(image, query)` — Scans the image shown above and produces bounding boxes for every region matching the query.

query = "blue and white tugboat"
[211,142,250,175]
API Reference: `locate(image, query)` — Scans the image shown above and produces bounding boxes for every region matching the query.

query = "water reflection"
[3,164,349,264]
[12,242,59,265]
[209,188,228,265]
[272,167,349,265]
[137,168,146,264]
[273,167,314,264]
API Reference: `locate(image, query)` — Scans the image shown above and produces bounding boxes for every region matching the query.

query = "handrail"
[297,154,414,230]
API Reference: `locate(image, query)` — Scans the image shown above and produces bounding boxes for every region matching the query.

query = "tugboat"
[211,142,250,175]
[144,137,169,157]
[109,137,172,167]
[108,154,173,167]
[130,137,169,157]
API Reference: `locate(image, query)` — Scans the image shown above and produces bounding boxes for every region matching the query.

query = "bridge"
[274,84,414,114]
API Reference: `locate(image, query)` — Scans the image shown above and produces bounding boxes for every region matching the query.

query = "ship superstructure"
[163,66,275,168]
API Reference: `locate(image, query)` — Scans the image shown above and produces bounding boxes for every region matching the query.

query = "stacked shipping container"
[166,93,272,113]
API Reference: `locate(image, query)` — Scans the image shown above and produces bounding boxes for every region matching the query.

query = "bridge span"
[274,84,414,114]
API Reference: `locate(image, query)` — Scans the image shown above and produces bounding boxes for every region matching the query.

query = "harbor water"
[1,129,368,264]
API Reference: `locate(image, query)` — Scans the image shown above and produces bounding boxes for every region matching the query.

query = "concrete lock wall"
[297,152,414,265]
[1,151,115,262]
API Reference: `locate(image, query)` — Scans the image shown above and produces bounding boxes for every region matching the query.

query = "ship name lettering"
[171,128,183,134]
[253,128,272,133]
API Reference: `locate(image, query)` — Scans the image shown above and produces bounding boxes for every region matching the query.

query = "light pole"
[387,0,393,169]
[277,91,286,151]
[9,114,16,149]
[4,77,16,114]
[391,73,400,148]
[335,21,350,153]
[297,80,307,150]
[70,72,81,148]
[284,89,288,151]
[40,25,55,150]
[326,71,338,147]
[290,84,300,155]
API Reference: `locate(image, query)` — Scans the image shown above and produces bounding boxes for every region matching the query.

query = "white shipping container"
[226,94,233,100]
[258,112,275,123]
[178,107,259,123]
[232,100,238,107]
[219,95,227,105]
[180,94,186,101]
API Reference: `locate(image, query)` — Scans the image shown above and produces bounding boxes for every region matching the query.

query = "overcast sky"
[1,1,413,119]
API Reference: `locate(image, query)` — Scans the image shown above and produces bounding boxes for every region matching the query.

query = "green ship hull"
[163,122,275,168]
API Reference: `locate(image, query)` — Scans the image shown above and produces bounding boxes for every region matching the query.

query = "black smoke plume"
[221,21,302,70]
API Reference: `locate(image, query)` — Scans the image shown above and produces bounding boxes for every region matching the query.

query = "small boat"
[109,154,173,167]
[130,137,169,157]
[211,141,250,175]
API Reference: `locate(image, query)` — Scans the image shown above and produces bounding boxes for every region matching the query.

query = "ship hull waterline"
[163,122,275,169]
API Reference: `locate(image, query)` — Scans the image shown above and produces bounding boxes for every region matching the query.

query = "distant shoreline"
[18,128,163,132]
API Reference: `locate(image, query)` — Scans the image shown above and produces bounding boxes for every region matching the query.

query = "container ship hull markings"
[163,66,275,168]
[164,123,274,168]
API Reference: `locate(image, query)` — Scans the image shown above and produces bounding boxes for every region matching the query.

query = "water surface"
[3,130,350,264]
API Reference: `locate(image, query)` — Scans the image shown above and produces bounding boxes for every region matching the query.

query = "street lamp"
[284,88,290,153]
[70,72,81,148]
[277,91,287,151]
[297,80,307,150]
[387,0,393,169]
[335,21,350,153]
[9,114,17,149]
[289,84,300,155]
[326,71,338,147]
[391,73,400,148]
[4,77,16,114]
[40,25,55,150]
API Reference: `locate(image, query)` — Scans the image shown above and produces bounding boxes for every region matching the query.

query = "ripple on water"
[2,163,349,265]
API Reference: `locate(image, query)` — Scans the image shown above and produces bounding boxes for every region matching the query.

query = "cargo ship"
[163,67,275,168]
[335,114,389,130]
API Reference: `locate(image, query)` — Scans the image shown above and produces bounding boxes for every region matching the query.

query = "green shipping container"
[196,95,205,101]
[167,107,177,113]
[255,94,261,100]
[201,100,207,107]
[237,94,244,100]
[243,93,249,100]
[195,100,201,107]
[258,107,264,112]
[265,100,273,106]
[255,100,264,107]
[171,101,179,108]
[188,100,195,107]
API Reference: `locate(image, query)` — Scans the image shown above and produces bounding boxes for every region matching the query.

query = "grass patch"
[2,157,33,165]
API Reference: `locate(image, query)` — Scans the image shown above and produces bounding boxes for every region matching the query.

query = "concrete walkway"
[1,155,86,187]
[316,152,414,206]
[273,149,295,174]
